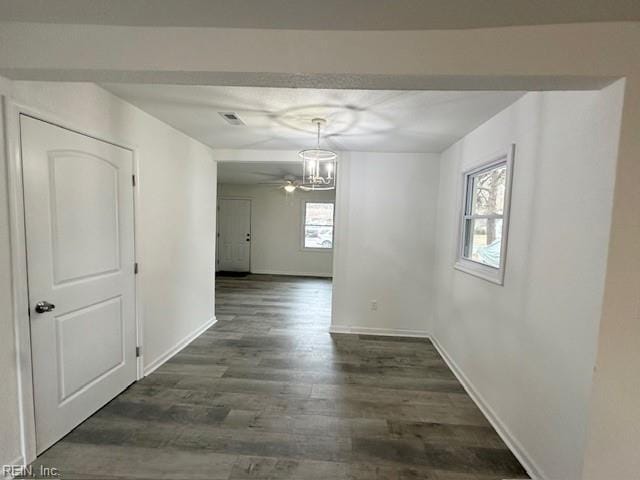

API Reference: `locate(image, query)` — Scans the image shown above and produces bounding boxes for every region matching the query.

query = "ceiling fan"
[258,174,303,193]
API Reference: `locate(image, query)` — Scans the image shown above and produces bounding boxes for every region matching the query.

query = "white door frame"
[2,96,143,466]
[216,196,252,272]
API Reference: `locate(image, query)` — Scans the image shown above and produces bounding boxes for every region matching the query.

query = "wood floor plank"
[24,274,528,479]
[29,443,237,479]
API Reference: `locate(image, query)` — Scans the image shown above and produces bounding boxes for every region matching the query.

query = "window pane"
[305,203,334,226]
[304,226,333,248]
[464,218,503,268]
[470,164,506,215]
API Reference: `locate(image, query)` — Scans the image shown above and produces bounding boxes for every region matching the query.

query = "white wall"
[218,183,334,277]
[0,79,217,466]
[331,152,440,336]
[432,84,625,480]
[582,81,640,480]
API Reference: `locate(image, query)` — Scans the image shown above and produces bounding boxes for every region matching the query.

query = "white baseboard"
[143,316,217,376]
[430,335,545,480]
[2,456,25,479]
[250,269,332,278]
[329,325,430,338]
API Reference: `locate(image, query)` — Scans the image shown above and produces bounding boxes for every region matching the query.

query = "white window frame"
[455,145,515,285]
[302,200,335,251]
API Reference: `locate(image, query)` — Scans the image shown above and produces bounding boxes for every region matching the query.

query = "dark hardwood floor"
[29,274,528,479]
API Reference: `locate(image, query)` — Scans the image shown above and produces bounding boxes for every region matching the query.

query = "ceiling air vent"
[219,112,245,126]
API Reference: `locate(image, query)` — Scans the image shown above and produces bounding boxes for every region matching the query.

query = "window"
[456,146,514,284]
[303,202,334,249]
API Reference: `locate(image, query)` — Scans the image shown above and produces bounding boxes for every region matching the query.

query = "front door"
[21,115,137,454]
[218,198,251,271]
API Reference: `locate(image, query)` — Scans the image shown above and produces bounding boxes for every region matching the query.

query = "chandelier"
[298,118,337,191]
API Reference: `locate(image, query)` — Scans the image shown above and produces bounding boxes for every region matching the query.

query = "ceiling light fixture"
[283,183,296,193]
[299,118,337,191]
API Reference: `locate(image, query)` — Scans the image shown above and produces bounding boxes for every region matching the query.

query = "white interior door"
[21,115,137,454]
[218,198,251,271]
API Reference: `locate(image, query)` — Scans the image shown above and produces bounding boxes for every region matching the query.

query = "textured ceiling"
[102,84,524,153]
[218,162,303,185]
[1,0,638,29]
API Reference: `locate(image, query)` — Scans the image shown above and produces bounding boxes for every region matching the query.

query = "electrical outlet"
[370,300,378,311]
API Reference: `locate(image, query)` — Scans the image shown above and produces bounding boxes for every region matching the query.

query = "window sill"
[302,247,334,253]
[454,260,504,285]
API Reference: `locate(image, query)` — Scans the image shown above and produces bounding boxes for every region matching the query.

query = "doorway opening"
[215,160,336,328]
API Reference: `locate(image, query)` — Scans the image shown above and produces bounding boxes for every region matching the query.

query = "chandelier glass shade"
[299,118,337,191]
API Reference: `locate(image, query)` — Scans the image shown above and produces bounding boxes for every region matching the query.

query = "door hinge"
[134,262,139,274]
[136,346,142,357]
[132,174,136,187]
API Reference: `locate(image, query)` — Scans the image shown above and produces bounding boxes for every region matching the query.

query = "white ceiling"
[2,0,638,30]
[218,162,302,185]
[102,84,523,153]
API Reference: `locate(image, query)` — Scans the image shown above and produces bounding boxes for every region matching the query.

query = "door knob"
[34,301,55,314]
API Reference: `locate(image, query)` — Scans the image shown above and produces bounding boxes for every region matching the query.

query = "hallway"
[28,275,527,479]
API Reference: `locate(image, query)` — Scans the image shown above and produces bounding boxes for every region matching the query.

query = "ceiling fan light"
[284,184,296,193]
